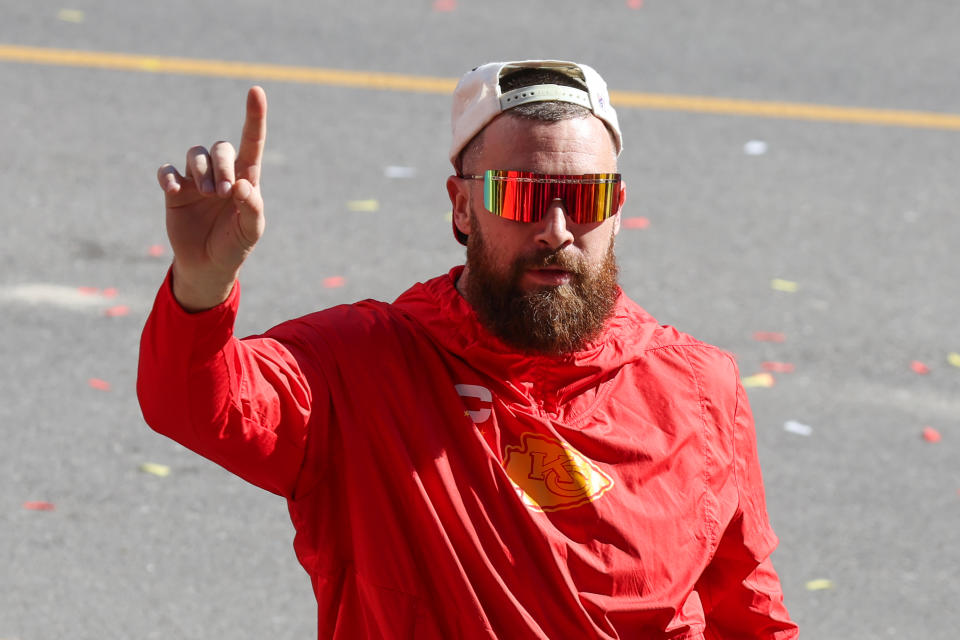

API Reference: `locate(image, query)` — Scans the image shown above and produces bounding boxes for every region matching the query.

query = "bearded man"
[139,60,798,639]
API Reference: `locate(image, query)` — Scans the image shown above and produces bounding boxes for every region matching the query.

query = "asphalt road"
[2,1,959,638]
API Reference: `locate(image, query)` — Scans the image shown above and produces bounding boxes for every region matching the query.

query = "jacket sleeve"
[697,370,799,639]
[137,270,313,499]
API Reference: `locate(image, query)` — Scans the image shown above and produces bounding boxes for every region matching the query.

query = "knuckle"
[211,140,235,155]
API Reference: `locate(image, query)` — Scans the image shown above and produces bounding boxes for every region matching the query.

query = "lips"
[525,267,573,286]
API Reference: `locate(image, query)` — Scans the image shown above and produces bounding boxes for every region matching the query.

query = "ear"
[446,175,472,238]
[611,180,627,236]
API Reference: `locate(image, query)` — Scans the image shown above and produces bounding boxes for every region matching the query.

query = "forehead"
[468,114,618,175]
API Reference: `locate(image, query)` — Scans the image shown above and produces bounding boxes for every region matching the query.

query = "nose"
[533,199,575,250]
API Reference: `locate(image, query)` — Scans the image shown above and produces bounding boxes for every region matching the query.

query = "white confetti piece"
[384,165,417,179]
[744,140,768,155]
[784,420,813,436]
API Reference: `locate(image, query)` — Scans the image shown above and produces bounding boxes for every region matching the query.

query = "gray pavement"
[2,1,959,638]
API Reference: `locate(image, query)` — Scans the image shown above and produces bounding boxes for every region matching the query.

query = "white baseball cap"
[449,59,622,166]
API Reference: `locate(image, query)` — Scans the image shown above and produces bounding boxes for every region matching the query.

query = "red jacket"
[138,266,798,639]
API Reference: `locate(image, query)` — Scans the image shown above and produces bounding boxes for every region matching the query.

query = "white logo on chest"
[454,384,492,424]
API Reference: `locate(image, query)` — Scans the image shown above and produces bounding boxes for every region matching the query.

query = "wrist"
[170,262,238,312]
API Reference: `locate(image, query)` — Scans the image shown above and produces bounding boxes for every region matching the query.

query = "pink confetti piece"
[88,378,111,391]
[104,305,130,317]
[762,361,795,373]
[433,0,456,10]
[148,244,166,257]
[78,286,99,296]
[23,501,55,511]
[101,287,118,298]
[753,331,786,343]
[322,276,345,289]
[627,0,643,7]
[622,216,650,229]
[922,426,941,443]
[911,360,930,374]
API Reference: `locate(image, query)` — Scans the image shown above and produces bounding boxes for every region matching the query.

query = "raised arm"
[139,87,314,499]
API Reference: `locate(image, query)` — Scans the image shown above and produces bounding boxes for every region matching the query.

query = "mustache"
[518,248,583,272]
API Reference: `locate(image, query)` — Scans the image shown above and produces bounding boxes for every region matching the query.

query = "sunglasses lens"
[483,170,621,223]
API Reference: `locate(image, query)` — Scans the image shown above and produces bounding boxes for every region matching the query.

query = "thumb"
[233,178,265,247]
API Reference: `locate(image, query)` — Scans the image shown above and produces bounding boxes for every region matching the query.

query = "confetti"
[88,378,111,391]
[910,360,930,375]
[741,373,775,388]
[770,278,798,293]
[347,199,380,212]
[148,244,166,257]
[922,426,941,443]
[753,331,786,343]
[384,165,417,179]
[433,0,457,10]
[23,501,55,511]
[104,305,130,317]
[805,579,834,591]
[101,287,118,298]
[444,211,453,222]
[78,286,99,296]
[784,420,813,436]
[762,361,795,373]
[57,9,85,23]
[622,217,650,229]
[322,276,345,289]
[948,353,960,368]
[744,140,768,155]
[627,0,643,8]
[140,462,171,477]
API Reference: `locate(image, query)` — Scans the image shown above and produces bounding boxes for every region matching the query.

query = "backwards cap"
[449,59,622,166]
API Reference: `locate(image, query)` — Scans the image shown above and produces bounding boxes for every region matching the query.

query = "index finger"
[236,86,267,185]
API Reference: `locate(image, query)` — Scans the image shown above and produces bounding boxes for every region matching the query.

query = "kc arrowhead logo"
[503,433,614,512]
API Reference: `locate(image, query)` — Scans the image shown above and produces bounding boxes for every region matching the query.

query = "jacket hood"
[391,266,680,404]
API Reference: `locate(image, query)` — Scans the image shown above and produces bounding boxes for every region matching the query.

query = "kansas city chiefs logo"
[503,433,614,512]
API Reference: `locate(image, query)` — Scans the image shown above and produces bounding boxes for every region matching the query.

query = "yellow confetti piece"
[948,352,960,368]
[57,9,85,22]
[805,578,834,591]
[741,373,775,388]
[770,278,799,293]
[444,211,453,222]
[347,199,379,212]
[140,462,171,477]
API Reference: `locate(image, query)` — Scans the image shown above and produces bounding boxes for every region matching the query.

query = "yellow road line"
[610,91,960,130]
[0,44,456,93]
[3,43,960,131]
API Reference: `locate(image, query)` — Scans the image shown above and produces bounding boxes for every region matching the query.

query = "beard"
[462,211,620,355]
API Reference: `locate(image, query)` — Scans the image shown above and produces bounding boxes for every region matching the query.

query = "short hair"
[455,68,609,174]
